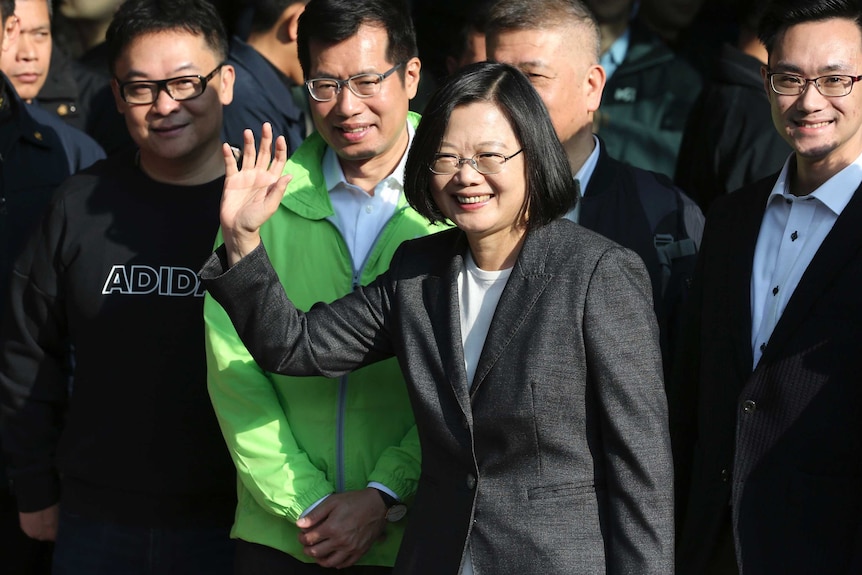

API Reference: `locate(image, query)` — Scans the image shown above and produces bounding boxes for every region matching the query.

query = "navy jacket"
[0,74,104,311]
[222,37,306,154]
[581,140,703,374]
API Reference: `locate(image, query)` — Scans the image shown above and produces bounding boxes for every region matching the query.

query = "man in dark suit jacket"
[221,0,307,154]
[671,1,862,573]
[485,0,704,375]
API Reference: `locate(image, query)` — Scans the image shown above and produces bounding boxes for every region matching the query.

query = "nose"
[332,84,362,116]
[454,159,484,184]
[795,80,827,112]
[151,85,181,115]
[17,31,37,60]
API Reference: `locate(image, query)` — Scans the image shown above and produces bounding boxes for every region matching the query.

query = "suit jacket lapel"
[471,225,554,396]
[760,182,862,365]
[424,231,473,416]
[724,183,771,384]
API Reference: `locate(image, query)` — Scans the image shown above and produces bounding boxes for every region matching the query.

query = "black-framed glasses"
[117,63,225,105]
[767,71,862,97]
[429,150,524,175]
[305,63,403,102]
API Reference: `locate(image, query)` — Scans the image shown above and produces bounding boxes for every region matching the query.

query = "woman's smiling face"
[430,101,528,247]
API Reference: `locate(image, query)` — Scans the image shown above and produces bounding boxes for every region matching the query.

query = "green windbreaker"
[204,112,442,565]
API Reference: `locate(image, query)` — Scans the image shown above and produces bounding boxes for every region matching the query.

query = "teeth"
[457,195,491,204]
[800,121,830,128]
[342,126,367,133]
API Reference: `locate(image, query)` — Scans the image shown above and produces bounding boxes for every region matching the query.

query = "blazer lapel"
[723,183,771,385]
[424,232,473,416]
[470,225,554,396]
[760,182,862,365]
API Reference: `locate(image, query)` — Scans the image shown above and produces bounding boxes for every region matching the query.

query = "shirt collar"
[574,135,602,194]
[322,120,414,195]
[768,151,862,216]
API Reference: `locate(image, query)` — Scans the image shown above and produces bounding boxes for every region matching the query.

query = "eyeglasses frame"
[429,149,524,176]
[117,63,226,105]
[305,63,404,102]
[766,70,862,98]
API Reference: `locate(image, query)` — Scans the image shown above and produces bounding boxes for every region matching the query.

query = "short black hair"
[444,1,492,62]
[404,61,576,228]
[106,0,229,76]
[296,0,417,80]
[486,0,601,61]
[758,0,862,54]
[248,0,305,35]
[0,0,14,22]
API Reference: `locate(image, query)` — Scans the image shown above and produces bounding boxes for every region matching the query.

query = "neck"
[467,227,526,271]
[737,29,767,64]
[598,19,629,55]
[247,32,302,85]
[339,127,409,195]
[792,154,852,196]
[138,141,225,186]
[564,127,596,174]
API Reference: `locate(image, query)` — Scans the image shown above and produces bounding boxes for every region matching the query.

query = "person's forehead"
[489,25,570,54]
[490,27,583,69]
[114,30,219,78]
[307,24,391,74]
[771,18,862,65]
[16,0,51,24]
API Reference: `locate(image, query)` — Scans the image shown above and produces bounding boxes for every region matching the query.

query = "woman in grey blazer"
[203,62,673,574]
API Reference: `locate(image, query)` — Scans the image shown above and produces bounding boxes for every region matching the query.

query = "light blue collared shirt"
[563,135,602,223]
[750,152,861,368]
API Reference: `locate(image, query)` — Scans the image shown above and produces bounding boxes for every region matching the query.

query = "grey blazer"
[202,219,674,575]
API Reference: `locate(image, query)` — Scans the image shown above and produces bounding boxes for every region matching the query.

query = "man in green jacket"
[203,0,439,573]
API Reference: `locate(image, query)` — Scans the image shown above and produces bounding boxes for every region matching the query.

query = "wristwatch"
[374,488,407,522]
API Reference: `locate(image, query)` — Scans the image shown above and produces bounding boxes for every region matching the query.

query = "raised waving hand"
[220,122,292,266]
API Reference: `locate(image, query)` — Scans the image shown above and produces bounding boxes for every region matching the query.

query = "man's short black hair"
[0,0,14,23]
[106,0,229,76]
[404,61,576,228]
[758,0,862,54]
[296,0,417,79]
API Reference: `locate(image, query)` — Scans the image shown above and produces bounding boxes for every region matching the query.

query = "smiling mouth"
[340,125,369,134]
[796,120,832,129]
[457,195,492,204]
[151,124,186,134]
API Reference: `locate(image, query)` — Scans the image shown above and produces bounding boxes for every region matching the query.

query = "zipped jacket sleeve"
[367,423,420,500]
[204,293,336,521]
[0,196,69,512]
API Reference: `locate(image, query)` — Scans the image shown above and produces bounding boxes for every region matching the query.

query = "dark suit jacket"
[582,143,703,373]
[222,37,306,154]
[671,175,862,574]
[203,219,674,574]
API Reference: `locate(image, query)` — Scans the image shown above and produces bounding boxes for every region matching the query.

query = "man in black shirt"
[0,0,239,572]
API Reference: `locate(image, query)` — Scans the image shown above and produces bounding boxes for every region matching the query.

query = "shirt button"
[720,468,730,483]
[742,400,757,414]
[466,474,476,490]
[365,205,373,214]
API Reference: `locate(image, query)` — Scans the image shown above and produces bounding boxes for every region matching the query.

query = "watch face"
[386,503,407,522]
